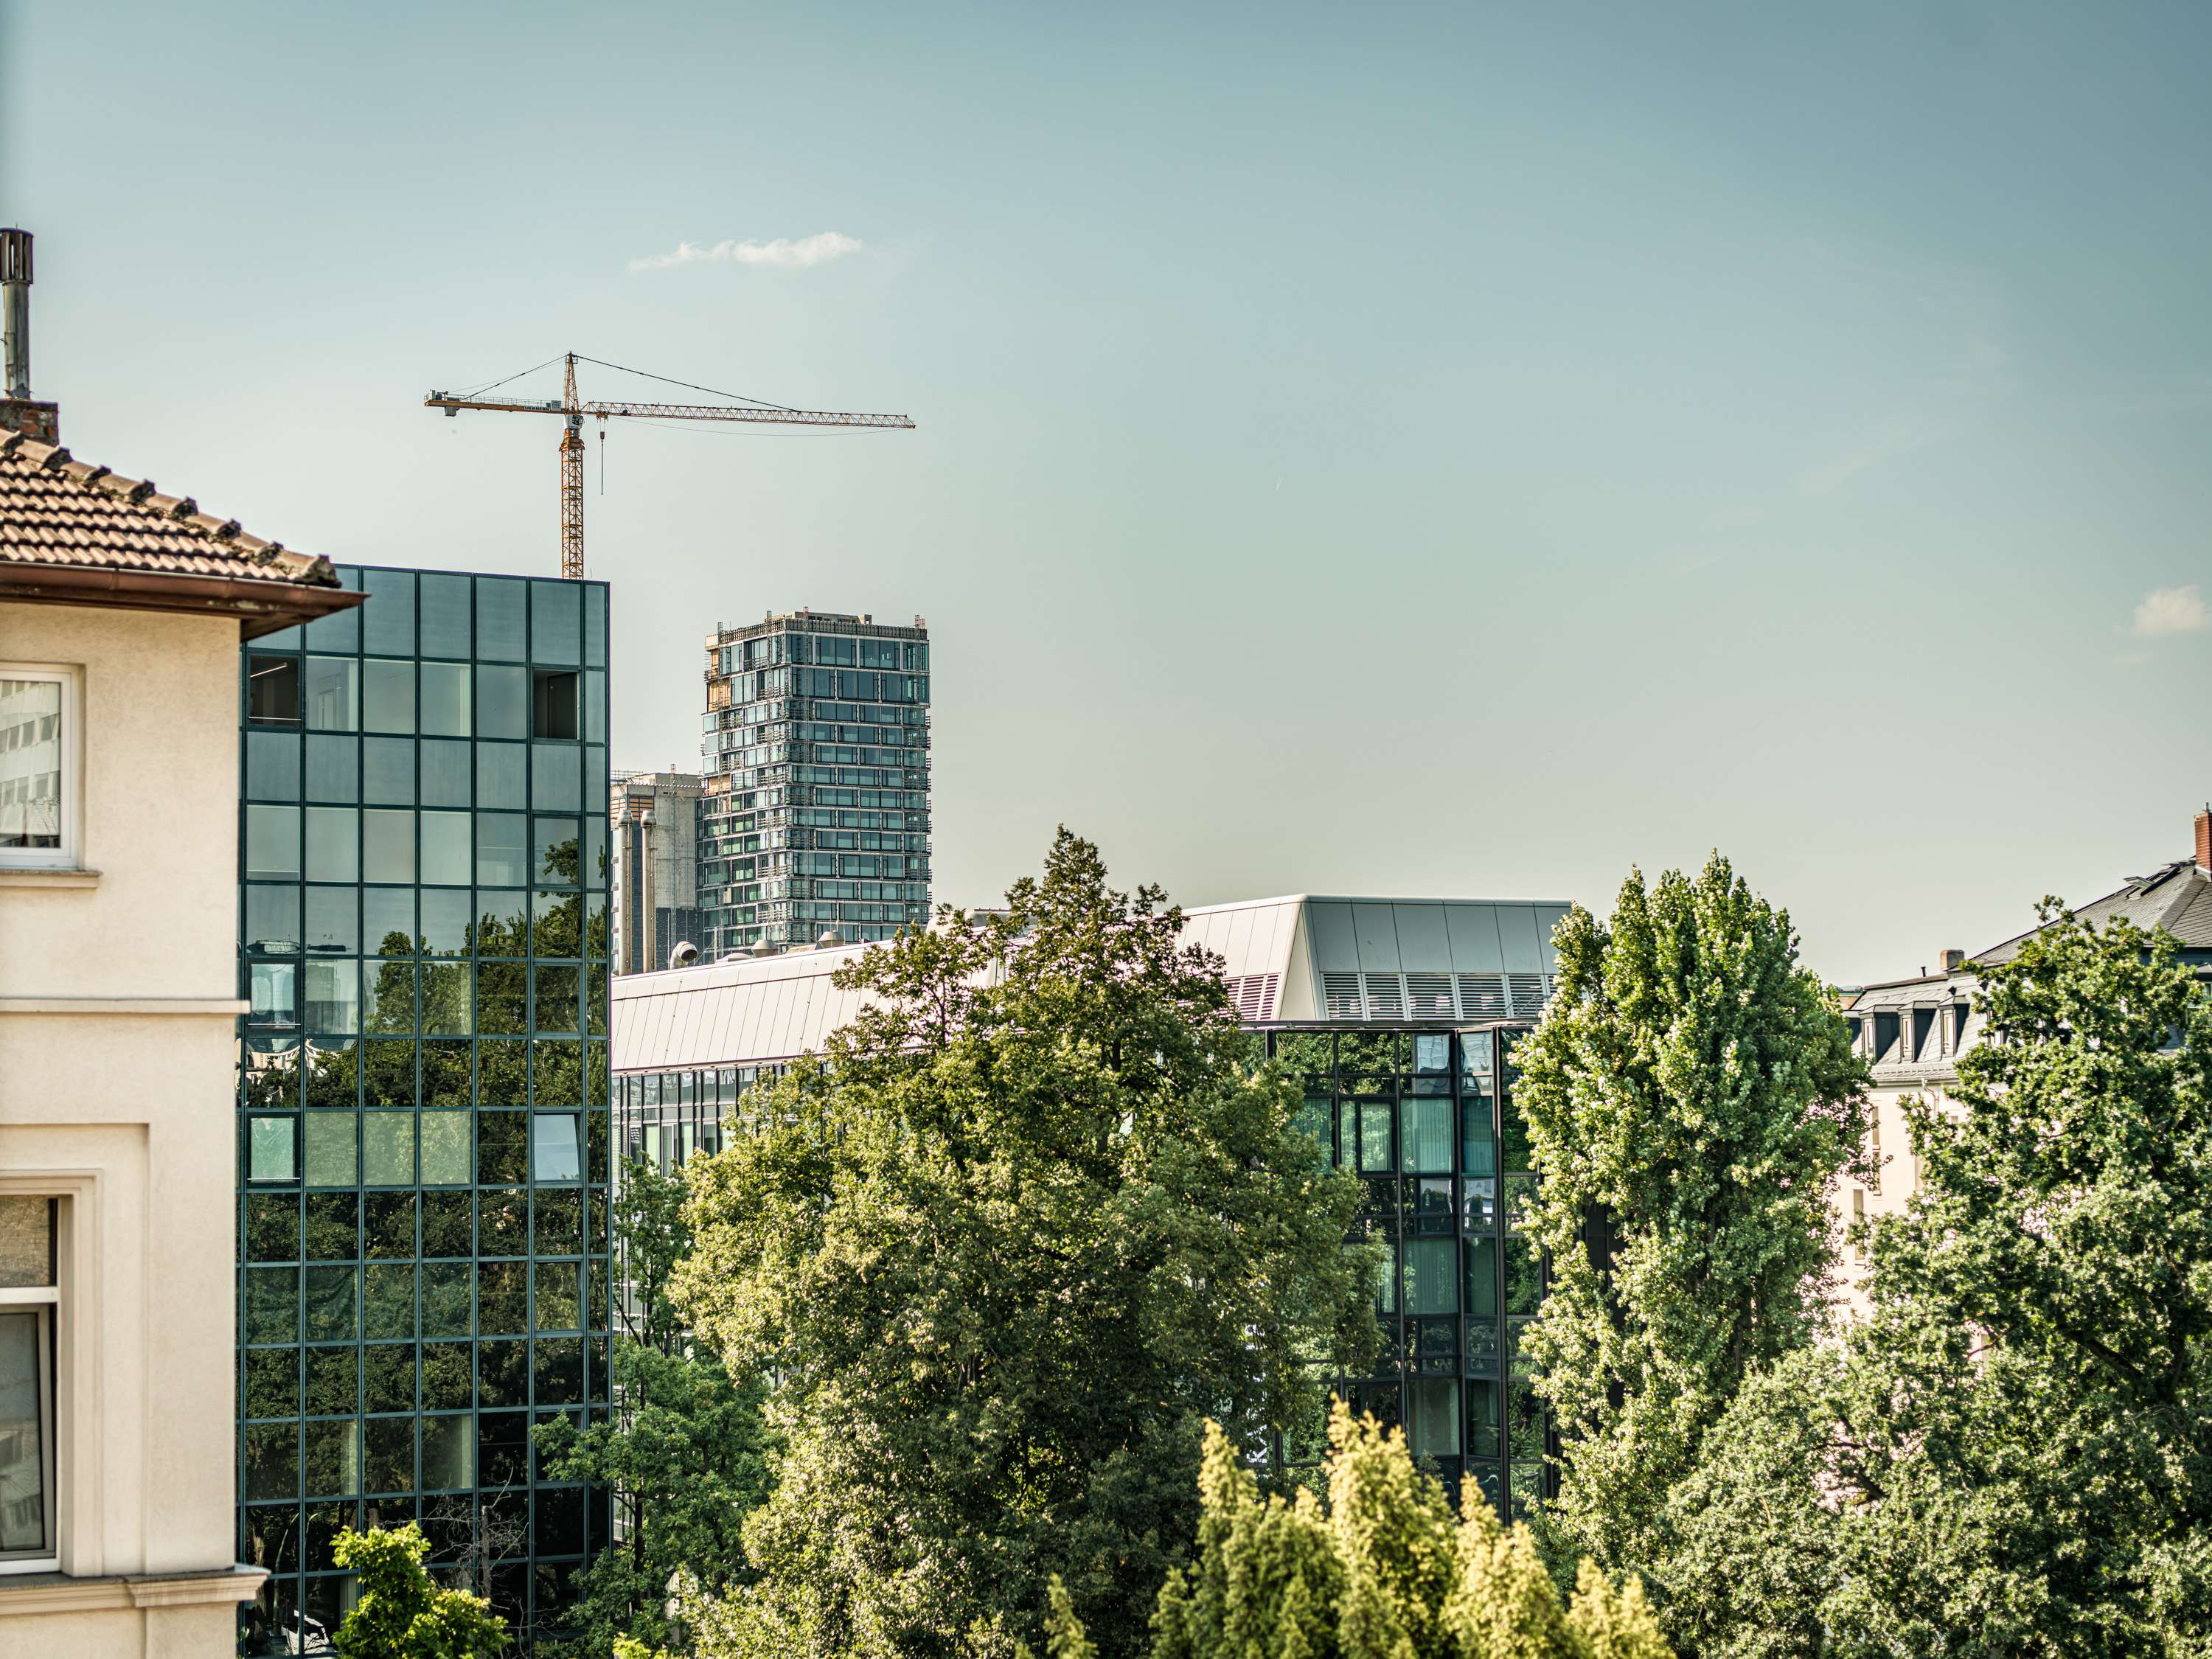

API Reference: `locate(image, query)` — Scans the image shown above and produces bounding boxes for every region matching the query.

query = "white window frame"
[0,1201,62,1575]
[0,663,83,872]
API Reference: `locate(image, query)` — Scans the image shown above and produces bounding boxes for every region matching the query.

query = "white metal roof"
[612,893,1573,1074]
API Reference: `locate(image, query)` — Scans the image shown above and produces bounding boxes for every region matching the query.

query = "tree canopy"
[672,830,1377,1658]
[1655,905,2212,1658]
[329,1523,507,1659]
[1511,855,1869,1577]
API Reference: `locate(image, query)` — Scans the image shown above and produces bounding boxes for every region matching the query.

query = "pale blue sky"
[6,1,2208,981]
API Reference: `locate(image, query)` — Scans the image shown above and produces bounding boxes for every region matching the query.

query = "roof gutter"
[0,563,364,639]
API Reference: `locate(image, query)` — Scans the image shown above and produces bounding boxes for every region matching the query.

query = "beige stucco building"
[1834,810,2212,1310]
[0,231,358,1655]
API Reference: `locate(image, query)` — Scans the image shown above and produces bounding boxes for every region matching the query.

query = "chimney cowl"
[1,227,57,441]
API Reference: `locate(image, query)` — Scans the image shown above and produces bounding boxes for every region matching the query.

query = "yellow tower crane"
[427,352,914,580]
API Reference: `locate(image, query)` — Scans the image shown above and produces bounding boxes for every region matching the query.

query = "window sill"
[0,867,100,888]
[0,1565,267,1614]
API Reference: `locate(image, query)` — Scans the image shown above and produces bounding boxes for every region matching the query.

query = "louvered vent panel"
[1508,973,1545,1018]
[1322,973,1365,1020]
[1228,975,1268,1023]
[1405,973,1455,1019]
[1257,974,1279,1021]
[1363,973,1405,1020]
[1458,973,1508,1019]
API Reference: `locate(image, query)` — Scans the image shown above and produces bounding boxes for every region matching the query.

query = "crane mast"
[427,350,914,580]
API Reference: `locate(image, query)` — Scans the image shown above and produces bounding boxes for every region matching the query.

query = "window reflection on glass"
[1399,1099,1453,1174]
[0,1309,55,1555]
[246,885,302,954]
[250,961,298,1027]
[1504,1174,1539,1233]
[1358,1102,1393,1173]
[1412,1033,1451,1074]
[534,818,579,886]
[1459,1029,1494,1081]
[303,657,358,731]
[1503,1237,1544,1317]
[1406,1377,1461,1459]
[1402,1238,1458,1315]
[1464,1236,1498,1318]
[532,1115,582,1183]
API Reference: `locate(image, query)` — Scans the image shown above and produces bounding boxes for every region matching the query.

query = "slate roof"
[1976,858,2212,963]
[0,428,341,588]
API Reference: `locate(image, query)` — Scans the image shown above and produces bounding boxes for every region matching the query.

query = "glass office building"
[610,894,1565,1512]
[697,609,930,956]
[235,566,613,1653]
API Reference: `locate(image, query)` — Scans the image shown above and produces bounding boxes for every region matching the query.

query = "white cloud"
[2131,583,2208,639]
[628,232,864,274]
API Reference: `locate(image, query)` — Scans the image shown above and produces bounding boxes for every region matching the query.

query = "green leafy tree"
[1655,906,2212,1658]
[330,1523,507,1659]
[673,830,1378,1659]
[534,1156,773,1657]
[1143,1408,1672,1659]
[1512,855,1868,1579]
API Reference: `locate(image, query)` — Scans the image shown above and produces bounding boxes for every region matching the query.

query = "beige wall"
[0,601,261,1646]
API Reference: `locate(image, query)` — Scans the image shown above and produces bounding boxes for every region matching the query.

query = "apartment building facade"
[695,610,930,957]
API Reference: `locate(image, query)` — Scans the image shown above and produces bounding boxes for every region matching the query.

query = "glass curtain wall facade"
[697,611,930,956]
[613,1021,1545,1514]
[236,566,614,1655]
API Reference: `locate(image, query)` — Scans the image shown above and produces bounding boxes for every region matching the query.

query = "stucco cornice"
[0,1565,267,1615]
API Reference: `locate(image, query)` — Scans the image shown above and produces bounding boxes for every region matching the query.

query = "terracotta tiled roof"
[0,428,341,588]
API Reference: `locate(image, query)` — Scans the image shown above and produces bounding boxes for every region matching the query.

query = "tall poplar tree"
[673,831,1377,1659]
[1512,855,1868,1579]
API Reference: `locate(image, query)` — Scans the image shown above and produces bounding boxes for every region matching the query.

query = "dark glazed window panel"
[420,1264,473,1340]
[532,1190,581,1256]
[364,889,415,957]
[583,583,605,667]
[421,1344,472,1411]
[362,1041,416,1108]
[476,667,528,738]
[362,738,413,805]
[364,1194,417,1260]
[476,892,529,960]
[531,669,579,740]
[479,1189,529,1258]
[1503,1175,1538,1233]
[584,669,605,742]
[361,568,416,657]
[476,814,528,888]
[248,655,302,722]
[303,1420,359,1499]
[420,811,470,886]
[477,962,526,1034]
[477,1412,528,1489]
[479,1262,528,1335]
[534,818,579,886]
[364,1267,417,1342]
[422,1416,475,1492]
[364,663,415,737]
[1502,1100,1532,1172]
[1503,1238,1543,1316]
[1338,1032,1397,1076]
[1465,1236,1498,1318]
[477,578,527,661]
[245,805,300,879]
[587,1110,609,1183]
[587,974,608,1039]
[422,1040,471,1107]
[1506,1379,1543,1454]
[247,1194,301,1261]
[304,1266,358,1342]
[420,1194,473,1259]
[245,1349,299,1420]
[531,742,580,811]
[364,1345,416,1415]
[533,966,579,1033]
[247,731,302,799]
[418,572,471,658]
[477,1115,529,1186]
[304,1040,355,1108]
[420,664,470,741]
[1407,1377,1461,1459]
[584,892,608,961]
[1461,1100,1498,1178]
[362,810,414,884]
[303,1346,358,1416]
[1467,1377,1501,1457]
[420,738,470,807]
[533,1485,584,1557]
[1358,1102,1393,1173]
[533,1338,584,1404]
[478,1040,526,1105]
[419,890,472,956]
[530,579,580,667]
[244,1424,299,1502]
[304,887,358,955]
[305,735,358,803]
[479,1344,529,1410]
[1399,1099,1453,1174]
[533,1262,580,1331]
[532,1042,581,1107]
[303,1193,360,1262]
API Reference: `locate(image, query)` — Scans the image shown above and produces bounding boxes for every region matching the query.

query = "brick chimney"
[1940,948,1966,972]
[1,229,60,444]
[2197,804,2211,874]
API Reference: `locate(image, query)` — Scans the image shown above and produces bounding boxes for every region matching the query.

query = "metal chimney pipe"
[1,229,30,400]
